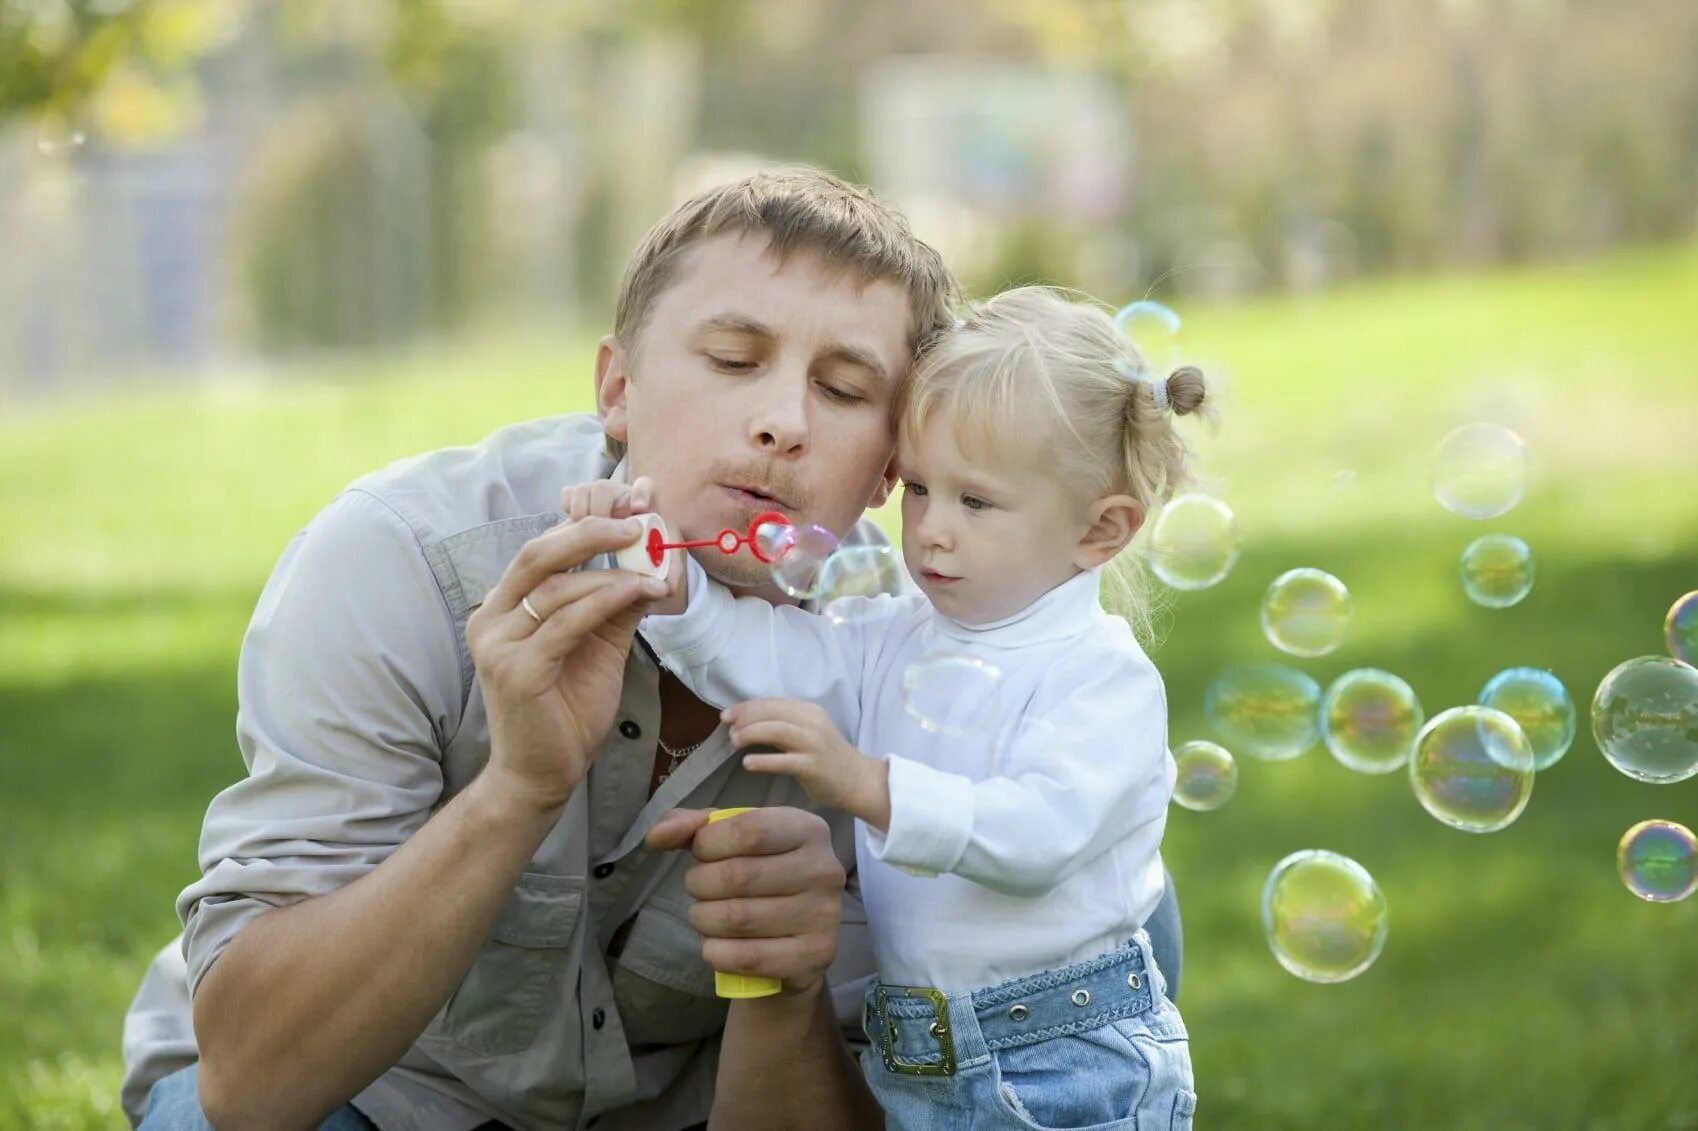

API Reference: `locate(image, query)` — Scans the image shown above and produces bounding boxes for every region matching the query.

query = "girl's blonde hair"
[894,285,1213,644]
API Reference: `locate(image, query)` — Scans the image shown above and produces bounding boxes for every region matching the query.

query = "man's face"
[597,232,913,594]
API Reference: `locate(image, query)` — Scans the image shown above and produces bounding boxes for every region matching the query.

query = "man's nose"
[748,369,809,456]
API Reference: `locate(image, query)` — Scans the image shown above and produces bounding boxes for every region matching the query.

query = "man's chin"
[696,547,781,593]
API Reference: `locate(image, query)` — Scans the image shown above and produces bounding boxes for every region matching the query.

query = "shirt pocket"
[611,894,728,1046]
[441,872,584,1056]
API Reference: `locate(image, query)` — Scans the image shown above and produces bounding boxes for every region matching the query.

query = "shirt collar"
[929,567,1105,649]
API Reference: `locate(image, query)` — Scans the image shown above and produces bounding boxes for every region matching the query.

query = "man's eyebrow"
[696,313,775,338]
[820,342,890,386]
[697,313,890,385]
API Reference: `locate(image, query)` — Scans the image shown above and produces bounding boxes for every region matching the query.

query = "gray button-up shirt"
[120,414,887,1130]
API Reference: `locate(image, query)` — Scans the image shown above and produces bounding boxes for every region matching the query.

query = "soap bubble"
[901,654,1003,736]
[1409,706,1536,833]
[1322,669,1424,775]
[1112,300,1182,376]
[1459,534,1535,608]
[1432,423,1527,519]
[1172,741,1238,811]
[1590,656,1698,784]
[815,544,906,624]
[1205,663,1322,761]
[1665,591,1698,666]
[1262,568,1353,657]
[1478,668,1576,771]
[759,523,839,599]
[1149,493,1240,591]
[1261,850,1389,984]
[1617,820,1698,903]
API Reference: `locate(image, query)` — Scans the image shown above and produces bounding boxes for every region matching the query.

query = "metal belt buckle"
[878,986,956,1076]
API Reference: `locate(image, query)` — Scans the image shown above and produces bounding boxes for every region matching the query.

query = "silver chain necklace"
[656,736,707,785]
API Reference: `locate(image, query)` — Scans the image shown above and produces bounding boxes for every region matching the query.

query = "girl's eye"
[905,481,928,497]
[709,356,756,372]
[963,495,989,511]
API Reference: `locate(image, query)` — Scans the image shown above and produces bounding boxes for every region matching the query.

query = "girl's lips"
[921,569,960,585]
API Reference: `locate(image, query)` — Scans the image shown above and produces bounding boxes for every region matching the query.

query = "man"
[122,166,1180,1130]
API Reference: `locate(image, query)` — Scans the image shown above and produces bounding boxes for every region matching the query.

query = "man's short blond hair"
[606,167,961,458]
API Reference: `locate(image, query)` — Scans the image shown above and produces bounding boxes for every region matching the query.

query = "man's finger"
[688,805,824,864]
[682,850,841,902]
[525,572,667,657]
[645,808,712,852]
[483,516,645,616]
[687,892,833,941]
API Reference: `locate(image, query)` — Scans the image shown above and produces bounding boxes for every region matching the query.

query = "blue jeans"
[861,930,1195,1130]
[138,1064,377,1130]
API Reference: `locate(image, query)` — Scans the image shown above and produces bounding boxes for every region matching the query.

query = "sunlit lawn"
[3,244,1696,1128]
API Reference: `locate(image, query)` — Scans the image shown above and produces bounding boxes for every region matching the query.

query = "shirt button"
[593,862,616,880]
[618,719,642,740]
[592,1007,607,1030]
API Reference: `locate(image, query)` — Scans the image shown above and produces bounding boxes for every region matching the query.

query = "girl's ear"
[1075,494,1143,569]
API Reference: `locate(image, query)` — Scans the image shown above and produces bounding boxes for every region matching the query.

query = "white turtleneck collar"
[928,567,1106,650]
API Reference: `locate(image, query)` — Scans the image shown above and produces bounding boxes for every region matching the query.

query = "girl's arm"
[862,652,1173,898]
[641,555,905,730]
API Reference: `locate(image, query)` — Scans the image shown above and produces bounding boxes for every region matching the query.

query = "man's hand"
[466,514,672,814]
[722,700,891,828]
[646,807,846,995]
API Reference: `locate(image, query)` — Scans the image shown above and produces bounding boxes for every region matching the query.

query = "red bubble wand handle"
[643,510,790,569]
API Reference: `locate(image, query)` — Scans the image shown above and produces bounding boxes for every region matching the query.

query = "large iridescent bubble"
[1262,569,1353,658]
[815,544,906,624]
[1205,663,1322,762]
[1409,706,1536,833]
[1590,656,1698,784]
[1261,850,1389,984]
[1321,669,1424,774]
[758,523,840,599]
[1431,423,1526,519]
[1617,820,1698,903]
[900,654,1004,737]
[1149,494,1240,591]
[1478,667,1576,771]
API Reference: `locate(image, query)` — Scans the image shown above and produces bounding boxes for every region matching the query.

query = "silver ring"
[521,595,543,626]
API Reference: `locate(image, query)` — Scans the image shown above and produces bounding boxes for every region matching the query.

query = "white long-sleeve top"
[641,558,1175,992]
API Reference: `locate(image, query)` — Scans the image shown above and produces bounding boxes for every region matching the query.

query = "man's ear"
[1075,494,1144,570]
[595,335,631,444]
[867,452,901,509]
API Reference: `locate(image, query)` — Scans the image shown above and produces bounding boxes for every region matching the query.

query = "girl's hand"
[725,699,891,828]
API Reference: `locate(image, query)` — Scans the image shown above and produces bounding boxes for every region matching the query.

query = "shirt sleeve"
[177,488,464,996]
[863,649,1174,898]
[639,555,906,738]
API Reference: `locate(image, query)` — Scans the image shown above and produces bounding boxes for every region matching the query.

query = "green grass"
[3,244,1697,1128]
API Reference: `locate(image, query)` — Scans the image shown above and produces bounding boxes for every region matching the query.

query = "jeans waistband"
[864,931,1163,1075]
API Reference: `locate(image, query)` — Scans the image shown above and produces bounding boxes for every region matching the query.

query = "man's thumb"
[645,808,712,851]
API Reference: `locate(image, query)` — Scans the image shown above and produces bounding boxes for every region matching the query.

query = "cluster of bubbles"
[781,300,1698,985]
[1163,402,1698,979]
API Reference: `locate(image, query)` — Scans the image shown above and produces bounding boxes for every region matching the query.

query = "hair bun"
[1165,366,1207,416]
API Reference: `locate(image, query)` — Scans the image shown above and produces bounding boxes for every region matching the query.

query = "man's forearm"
[193,771,562,1130]
[709,981,884,1131]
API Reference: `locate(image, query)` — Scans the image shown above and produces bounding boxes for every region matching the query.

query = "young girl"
[581,286,1208,1129]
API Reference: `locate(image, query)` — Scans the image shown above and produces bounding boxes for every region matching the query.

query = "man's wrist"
[468,765,572,830]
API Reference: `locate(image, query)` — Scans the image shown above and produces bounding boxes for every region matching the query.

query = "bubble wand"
[615,510,792,576]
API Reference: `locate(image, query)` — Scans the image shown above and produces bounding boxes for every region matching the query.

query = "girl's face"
[898,413,1095,624]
